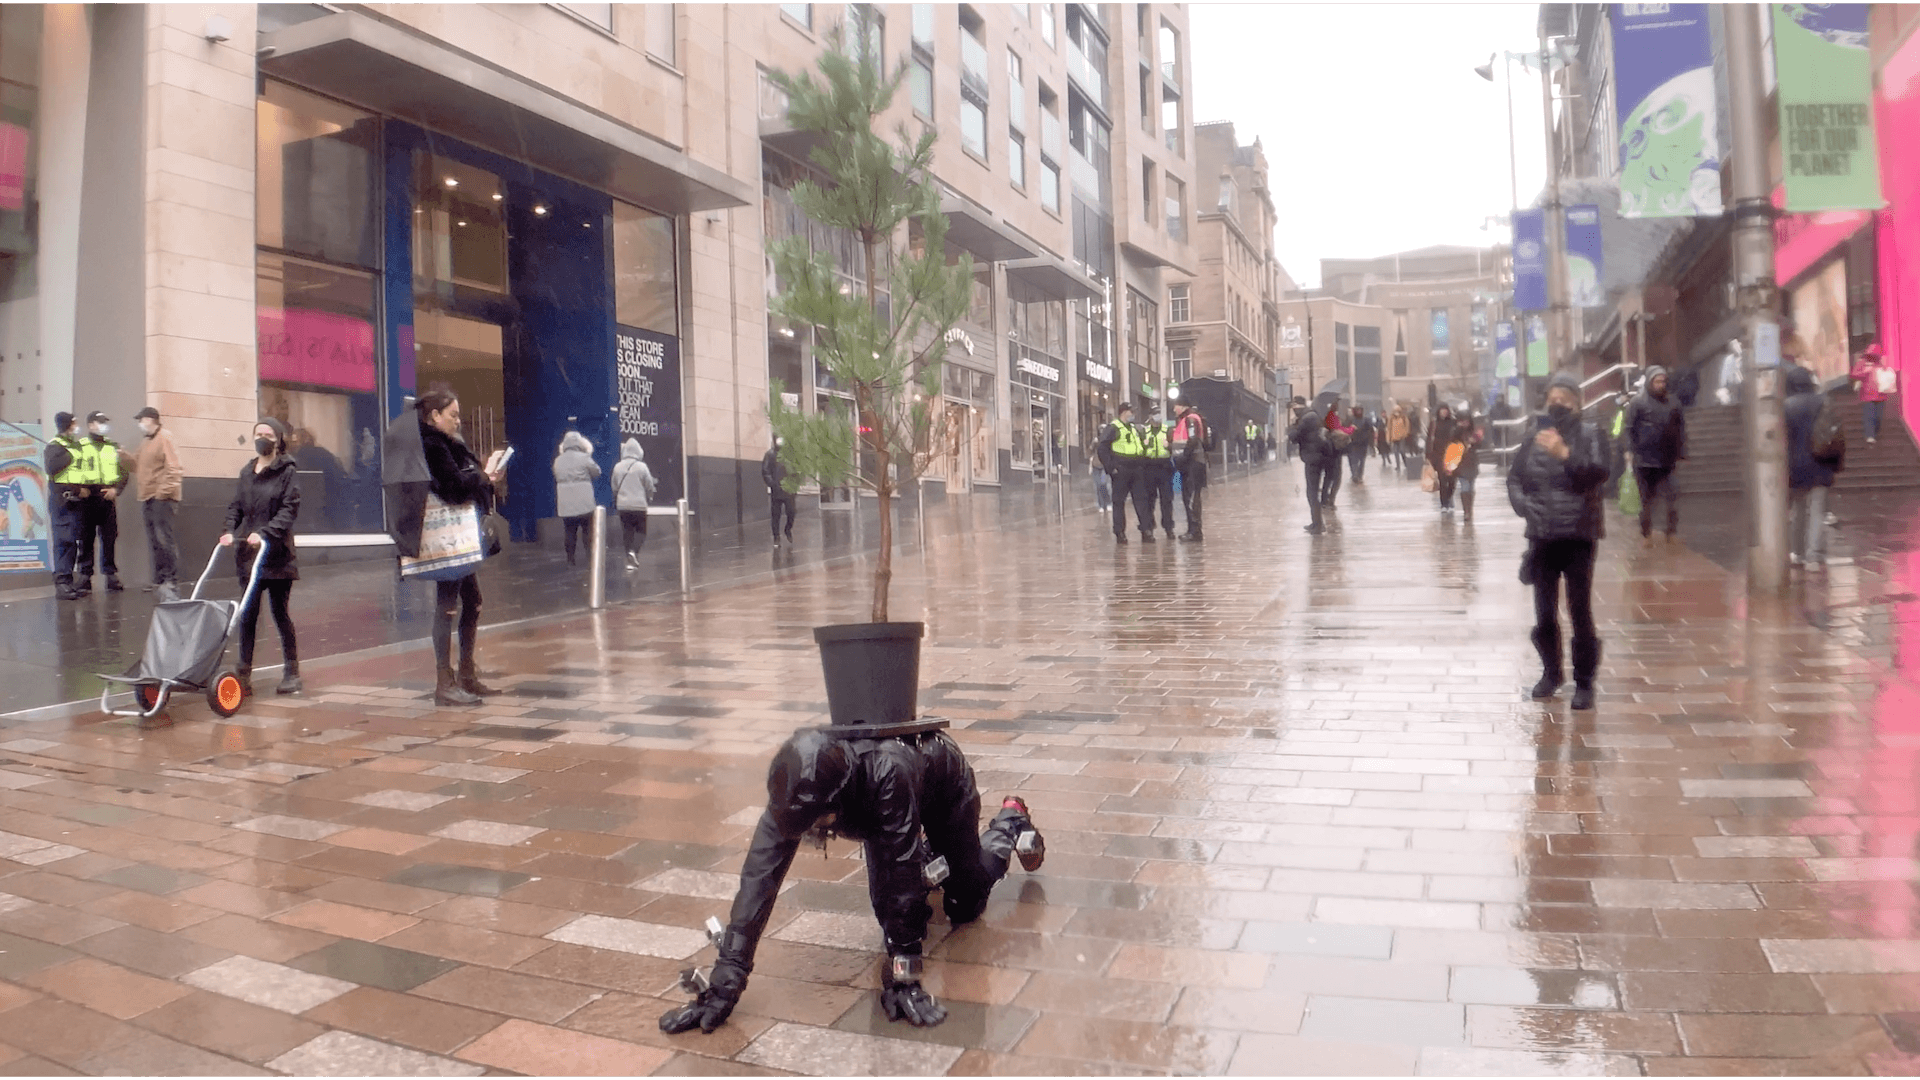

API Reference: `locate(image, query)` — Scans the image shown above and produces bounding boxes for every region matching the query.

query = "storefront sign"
[1774,3,1883,212]
[1525,315,1549,378]
[258,308,377,393]
[1016,355,1061,383]
[1565,204,1605,306]
[0,124,27,212]
[1082,357,1114,384]
[615,324,683,505]
[1611,3,1723,218]
[0,424,51,574]
[1495,321,1518,378]
[1513,209,1548,310]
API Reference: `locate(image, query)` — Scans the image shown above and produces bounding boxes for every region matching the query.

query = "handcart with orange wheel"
[98,541,270,725]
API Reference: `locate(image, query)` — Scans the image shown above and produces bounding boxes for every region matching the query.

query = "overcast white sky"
[1189,3,1551,289]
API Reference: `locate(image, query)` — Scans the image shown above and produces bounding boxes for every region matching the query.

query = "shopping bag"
[1420,464,1437,493]
[399,494,485,581]
[1877,367,1898,395]
[1617,470,1641,517]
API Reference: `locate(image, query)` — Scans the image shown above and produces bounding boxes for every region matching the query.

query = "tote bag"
[399,493,485,581]
[1420,463,1438,493]
[1877,367,1898,395]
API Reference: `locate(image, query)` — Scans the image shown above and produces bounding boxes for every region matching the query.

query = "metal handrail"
[1487,363,1643,456]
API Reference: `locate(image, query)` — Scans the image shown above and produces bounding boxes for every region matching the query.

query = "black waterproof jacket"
[222,456,301,581]
[1784,365,1838,491]
[1289,411,1334,466]
[762,448,792,498]
[1505,412,1611,542]
[1624,374,1688,468]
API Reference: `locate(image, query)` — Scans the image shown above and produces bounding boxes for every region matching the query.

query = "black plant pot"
[812,621,924,727]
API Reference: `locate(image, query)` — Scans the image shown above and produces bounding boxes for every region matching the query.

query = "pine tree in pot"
[766,28,975,729]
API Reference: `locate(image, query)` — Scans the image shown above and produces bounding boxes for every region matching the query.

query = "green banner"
[1525,316,1549,378]
[1773,4,1883,212]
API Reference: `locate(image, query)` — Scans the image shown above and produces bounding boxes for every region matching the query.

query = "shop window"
[646,5,676,65]
[615,202,677,336]
[257,81,378,269]
[970,268,993,327]
[768,318,805,410]
[1846,232,1878,349]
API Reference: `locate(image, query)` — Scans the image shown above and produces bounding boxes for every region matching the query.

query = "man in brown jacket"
[134,407,183,600]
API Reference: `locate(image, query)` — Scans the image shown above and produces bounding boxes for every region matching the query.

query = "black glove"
[880,981,947,1027]
[658,962,745,1035]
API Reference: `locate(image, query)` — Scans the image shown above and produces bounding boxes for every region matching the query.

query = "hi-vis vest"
[49,435,85,485]
[72,438,124,488]
[1246,423,1259,440]
[1143,426,1171,459]
[1109,420,1145,458]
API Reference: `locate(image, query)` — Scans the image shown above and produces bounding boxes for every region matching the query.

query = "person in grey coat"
[552,430,601,566]
[611,438,657,570]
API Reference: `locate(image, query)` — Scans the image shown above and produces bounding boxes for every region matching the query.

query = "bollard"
[588,505,607,609]
[1056,461,1067,517]
[677,498,692,594]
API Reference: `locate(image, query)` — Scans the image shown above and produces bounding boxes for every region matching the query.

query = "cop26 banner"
[1773,4,1883,211]
[1564,204,1605,307]
[1512,209,1548,311]
[1526,315,1550,378]
[1611,4,1723,218]
[1495,321,1518,379]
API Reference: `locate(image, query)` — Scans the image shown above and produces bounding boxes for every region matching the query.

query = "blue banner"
[1564,203,1605,307]
[1513,208,1548,311]
[1495,321,1518,378]
[1611,3,1722,218]
[1430,310,1450,351]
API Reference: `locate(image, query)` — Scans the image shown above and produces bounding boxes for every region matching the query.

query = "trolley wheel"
[208,670,245,718]
[136,683,164,714]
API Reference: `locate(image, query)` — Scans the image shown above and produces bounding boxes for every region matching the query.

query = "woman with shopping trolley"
[221,417,302,697]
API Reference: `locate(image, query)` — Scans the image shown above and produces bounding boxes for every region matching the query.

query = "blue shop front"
[254,11,748,541]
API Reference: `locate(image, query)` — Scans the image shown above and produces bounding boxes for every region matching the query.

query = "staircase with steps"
[1673,397,1920,494]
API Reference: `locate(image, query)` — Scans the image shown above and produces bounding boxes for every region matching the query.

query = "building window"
[1353,324,1382,401]
[614,202,677,336]
[780,3,811,29]
[1040,2,1056,46]
[1141,160,1154,224]
[257,80,379,267]
[1164,174,1185,242]
[1007,50,1025,131]
[910,60,934,117]
[849,4,884,74]
[1160,86,1181,155]
[1168,283,1189,323]
[1335,322,1351,382]
[1038,83,1061,159]
[1012,3,1029,21]
[1393,316,1408,377]
[1846,232,1879,349]
[1171,344,1192,383]
[1009,133,1026,189]
[959,8,988,159]
[911,3,934,47]
[1041,163,1060,213]
[1139,64,1153,131]
[557,3,613,30]
[961,96,988,159]
[1065,5,1107,110]
[1158,21,1180,85]
[645,4,675,64]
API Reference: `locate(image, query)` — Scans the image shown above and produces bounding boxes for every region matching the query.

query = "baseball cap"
[54,411,75,432]
[134,407,160,421]
[86,410,110,424]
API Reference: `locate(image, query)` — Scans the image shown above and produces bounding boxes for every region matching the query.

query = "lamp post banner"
[1772,4,1883,211]
[1526,315,1550,378]
[1513,208,1548,311]
[1495,321,1518,378]
[1611,3,1724,218]
[1565,204,1605,307]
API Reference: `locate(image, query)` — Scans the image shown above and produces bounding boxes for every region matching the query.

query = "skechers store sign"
[616,325,684,505]
[1014,355,1061,384]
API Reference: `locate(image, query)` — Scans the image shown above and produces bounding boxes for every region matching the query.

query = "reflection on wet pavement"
[0,466,1917,1074]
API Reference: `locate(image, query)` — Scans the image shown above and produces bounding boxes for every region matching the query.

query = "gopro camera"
[889,954,924,984]
[677,967,711,995]
[704,915,725,946]
[922,855,950,887]
[1016,830,1040,856]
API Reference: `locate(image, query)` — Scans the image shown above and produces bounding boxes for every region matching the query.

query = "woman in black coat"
[1426,405,1460,513]
[403,390,504,706]
[222,418,302,696]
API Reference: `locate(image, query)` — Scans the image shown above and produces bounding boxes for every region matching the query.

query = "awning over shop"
[259,12,754,214]
[1176,376,1271,432]
[939,192,1040,262]
[1005,252,1100,301]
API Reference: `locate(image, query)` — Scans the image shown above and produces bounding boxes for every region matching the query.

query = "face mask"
[140,421,157,437]
[255,437,277,457]
[91,425,109,438]
[1547,404,1572,422]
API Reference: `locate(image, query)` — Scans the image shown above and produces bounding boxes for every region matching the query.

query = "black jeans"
[1635,465,1678,537]
[563,514,591,563]
[1348,449,1367,482]
[1319,457,1343,505]
[1178,462,1206,537]
[1437,472,1458,509]
[51,492,79,586]
[238,578,296,671]
[433,573,482,675]
[1301,461,1329,529]
[619,509,648,555]
[76,494,118,580]
[1530,539,1600,684]
[143,498,179,585]
[1145,463,1175,532]
[770,496,795,539]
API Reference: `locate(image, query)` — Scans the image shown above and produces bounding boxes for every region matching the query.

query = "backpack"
[1811,396,1846,468]
[1201,418,1216,453]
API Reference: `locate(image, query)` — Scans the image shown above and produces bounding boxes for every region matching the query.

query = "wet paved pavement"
[1,464,1919,1075]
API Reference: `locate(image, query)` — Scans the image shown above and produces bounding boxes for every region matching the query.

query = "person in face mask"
[220,418,302,697]
[72,411,130,594]
[763,436,796,546]
[133,407,184,600]
[1622,366,1688,546]
[1506,371,1611,711]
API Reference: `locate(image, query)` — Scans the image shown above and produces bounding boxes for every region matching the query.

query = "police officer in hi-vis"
[1141,416,1177,540]
[46,410,129,599]
[1096,402,1153,544]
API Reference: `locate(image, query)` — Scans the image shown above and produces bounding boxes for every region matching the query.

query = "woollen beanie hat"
[54,411,75,434]
[256,417,291,453]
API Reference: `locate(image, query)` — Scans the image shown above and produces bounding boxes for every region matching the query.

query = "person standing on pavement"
[1454,412,1483,523]
[1091,448,1112,513]
[1851,344,1893,444]
[133,408,183,601]
[552,428,601,566]
[1508,371,1610,711]
[1385,405,1410,472]
[763,437,796,545]
[611,438,657,569]
[221,418,302,697]
[68,411,131,595]
[1785,365,1841,570]
[1346,406,1373,485]
[1141,417,1176,539]
[45,412,87,600]
[1097,402,1151,544]
[1320,403,1353,507]
[1427,404,1461,514]
[1171,399,1209,542]
[1290,400,1334,534]
[1623,366,1688,546]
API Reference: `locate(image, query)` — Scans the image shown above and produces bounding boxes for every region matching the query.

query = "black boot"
[235,664,254,699]
[434,668,481,706]
[276,651,302,696]
[1530,626,1562,700]
[458,661,501,697]
[1462,493,1475,523]
[106,575,124,593]
[1570,683,1596,711]
[1570,638,1600,711]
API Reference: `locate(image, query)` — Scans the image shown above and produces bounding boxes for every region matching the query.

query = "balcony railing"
[1040,109,1062,160]
[1067,44,1106,109]
[961,33,990,96]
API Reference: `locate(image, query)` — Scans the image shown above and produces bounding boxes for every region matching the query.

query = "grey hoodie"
[552,431,601,518]
[611,439,657,510]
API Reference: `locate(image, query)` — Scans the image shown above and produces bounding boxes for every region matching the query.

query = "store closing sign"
[615,325,684,506]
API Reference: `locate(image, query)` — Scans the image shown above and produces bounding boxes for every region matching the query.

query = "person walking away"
[221,418,302,697]
[1321,404,1353,507]
[1624,366,1688,546]
[133,408,184,601]
[1142,417,1176,539]
[1171,399,1209,541]
[1290,402,1334,534]
[612,438,657,569]
[1851,344,1893,444]
[1091,451,1111,513]
[1346,406,1373,484]
[1427,405,1460,513]
[1454,413,1484,523]
[45,412,88,600]
[1507,371,1610,711]
[553,429,601,566]
[1097,402,1152,543]
[763,437,796,545]
[69,411,129,594]
[1785,365,1842,570]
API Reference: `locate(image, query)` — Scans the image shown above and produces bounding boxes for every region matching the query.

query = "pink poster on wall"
[0,124,28,212]
[1875,27,1920,438]
[257,307,377,393]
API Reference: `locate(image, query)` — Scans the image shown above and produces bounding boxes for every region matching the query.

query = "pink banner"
[1772,185,1871,287]
[0,124,27,212]
[258,307,377,393]
[1876,26,1920,439]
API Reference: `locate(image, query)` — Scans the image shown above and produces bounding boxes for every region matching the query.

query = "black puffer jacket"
[422,424,493,512]
[1624,367,1688,468]
[1289,410,1334,466]
[222,456,301,581]
[1506,411,1611,541]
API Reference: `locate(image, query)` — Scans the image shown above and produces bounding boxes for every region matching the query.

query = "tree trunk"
[862,231,891,625]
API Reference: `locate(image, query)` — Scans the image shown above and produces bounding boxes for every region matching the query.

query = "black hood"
[765,730,855,836]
